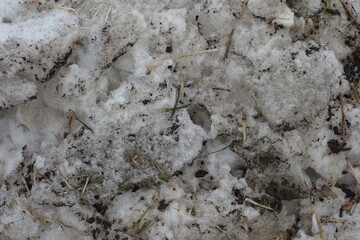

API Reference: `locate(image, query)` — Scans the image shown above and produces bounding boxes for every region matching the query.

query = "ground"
[1,0,360,239]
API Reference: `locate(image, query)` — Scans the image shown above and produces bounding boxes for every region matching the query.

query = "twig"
[244,198,276,212]
[212,88,231,92]
[146,49,218,75]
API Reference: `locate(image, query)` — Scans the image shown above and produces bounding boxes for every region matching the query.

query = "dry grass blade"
[211,221,233,240]
[169,86,180,118]
[320,217,355,224]
[136,207,151,225]
[22,205,55,224]
[223,28,234,60]
[242,115,247,143]
[242,216,249,232]
[22,176,31,193]
[63,114,73,139]
[346,157,360,185]
[322,185,338,199]
[137,220,154,236]
[326,18,357,46]
[33,0,42,12]
[312,203,325,240]
[57,4,112,31]
[237,0,249,19]
[339,0,358,23]
[59,170,77,192]
[164,104,191,112]
[9,200,16,209]
[343,196,360,214]
[146,49,218,75]
[69,110,94,133]
[154,161,171,182]
[103,5,112,24]
[244,198,276,212]
[81,176,91,196]
[276,232,286,240]
[131,154,141,168]
[55,6,90,20]
[179,75,185,101]
[118,174,135,192]
[351,83,360,104]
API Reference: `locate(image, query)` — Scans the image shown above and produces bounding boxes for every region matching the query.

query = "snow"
[1,0,360,239]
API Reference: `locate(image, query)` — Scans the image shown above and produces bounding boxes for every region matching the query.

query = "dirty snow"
[1,0,360,239]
